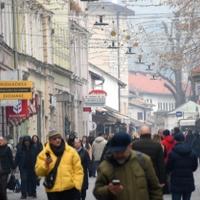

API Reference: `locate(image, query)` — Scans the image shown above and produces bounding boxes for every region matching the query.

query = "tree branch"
[158,72,177,91]
[162,22,174,45]
[164,83,177,100]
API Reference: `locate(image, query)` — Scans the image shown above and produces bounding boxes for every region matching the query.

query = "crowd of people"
[0,125,200,200]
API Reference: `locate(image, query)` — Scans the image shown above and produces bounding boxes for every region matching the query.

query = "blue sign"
[176,111,183,117]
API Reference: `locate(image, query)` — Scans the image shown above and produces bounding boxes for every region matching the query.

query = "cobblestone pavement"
[7,166,200,200]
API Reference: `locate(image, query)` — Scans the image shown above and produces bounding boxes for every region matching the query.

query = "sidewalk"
[7,166,200,200]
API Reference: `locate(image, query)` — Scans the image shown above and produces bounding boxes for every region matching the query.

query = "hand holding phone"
[112,179,120,185]
[108,179,123,195]
[45,152,52,167]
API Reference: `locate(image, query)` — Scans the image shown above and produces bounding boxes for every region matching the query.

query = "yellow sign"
[0,81,33,100]
[0,81,32,88]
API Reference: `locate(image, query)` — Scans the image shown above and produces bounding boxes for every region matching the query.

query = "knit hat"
[110,132,132,152]
[48,129,61,139]
[174,133,185,142]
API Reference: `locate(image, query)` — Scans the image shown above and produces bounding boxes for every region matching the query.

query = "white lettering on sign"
[84,96,106,107]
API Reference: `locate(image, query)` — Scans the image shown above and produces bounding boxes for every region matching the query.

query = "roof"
[87,2,135,16]
[129,72,172,95]
[89,63,126,87]
[169,101,200,115]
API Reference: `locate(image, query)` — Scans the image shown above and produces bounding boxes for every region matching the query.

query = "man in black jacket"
[132,125,166,186]
[0,136,14,200]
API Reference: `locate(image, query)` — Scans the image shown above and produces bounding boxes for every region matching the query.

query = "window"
[158,102,162,111]
[163,103,165,110]
[169,103,171,111]
[166,103,168,111]
[137,112,143,120]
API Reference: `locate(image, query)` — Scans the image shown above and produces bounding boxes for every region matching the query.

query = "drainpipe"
[12,0,19,143]
[12,0,18,73]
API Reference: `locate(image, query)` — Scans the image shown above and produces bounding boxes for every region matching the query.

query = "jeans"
[92,161,100,177]
[88,160,93,177]
[0,174,8,200]
[20,169,37,197]
[172,192,191,200]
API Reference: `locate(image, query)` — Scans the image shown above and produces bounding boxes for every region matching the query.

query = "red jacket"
[162,135,176,162]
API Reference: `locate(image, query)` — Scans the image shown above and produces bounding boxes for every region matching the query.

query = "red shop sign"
[6,100,29,120]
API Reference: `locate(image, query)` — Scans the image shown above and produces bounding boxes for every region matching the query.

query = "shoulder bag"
[43,155,62,189]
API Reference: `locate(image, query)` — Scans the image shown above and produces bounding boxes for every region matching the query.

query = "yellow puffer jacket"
[35,142,83,192]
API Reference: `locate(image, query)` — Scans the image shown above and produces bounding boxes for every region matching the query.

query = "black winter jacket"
[132,134,166,184]
[78,147,90,190]
[0,145,14,175]
[15,136,37,170]
[167,142,198,193]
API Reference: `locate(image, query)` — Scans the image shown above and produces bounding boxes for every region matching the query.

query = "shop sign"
[84,95,106,107]
[85,89,107,107]
[176,111,183,117]
[83,107,92,112]
[6,100,29,119]
[0,80,32,100]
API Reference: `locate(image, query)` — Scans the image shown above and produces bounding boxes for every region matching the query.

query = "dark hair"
[32,135,40,143]
[67,132,76,147]
[98,132,104,137]
[174,127,180,134]
[174,133,185,142]
[163,129,170,136]
[22,136,32,150]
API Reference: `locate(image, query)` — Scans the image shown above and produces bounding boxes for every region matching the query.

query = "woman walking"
[167,133,198,200]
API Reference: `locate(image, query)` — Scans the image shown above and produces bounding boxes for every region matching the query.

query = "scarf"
[50,139,65,157]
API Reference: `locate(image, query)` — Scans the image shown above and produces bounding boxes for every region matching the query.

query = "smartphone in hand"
[45,152,52,166]
[112,179,121,185]
[45,152,51,159]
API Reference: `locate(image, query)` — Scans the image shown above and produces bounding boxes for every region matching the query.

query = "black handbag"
[7,174,16,190]
[43,155,62,189]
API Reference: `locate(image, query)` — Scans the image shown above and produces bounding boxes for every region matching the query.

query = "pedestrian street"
[7,165,200,200]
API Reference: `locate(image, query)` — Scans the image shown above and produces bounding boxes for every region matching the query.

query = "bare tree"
[145,0,200,107]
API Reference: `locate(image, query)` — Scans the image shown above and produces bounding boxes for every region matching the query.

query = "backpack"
[109,151,147,179]
[135,151,146,172]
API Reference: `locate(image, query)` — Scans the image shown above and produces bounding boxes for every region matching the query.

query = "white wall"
[89,66,120,111]
[104,78,119,111]
[0,0,13,47]
[165,112,200,129]
[140,93,175,112]
[70,24,89,136]
[129,105,143,120]
[129,105,151,122]
[24,9,44,62]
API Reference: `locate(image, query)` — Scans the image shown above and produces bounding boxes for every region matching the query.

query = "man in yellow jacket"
[35,130,83,200]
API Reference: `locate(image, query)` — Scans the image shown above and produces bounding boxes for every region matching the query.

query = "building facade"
[129,72,175,129]
[0,0,90,142]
